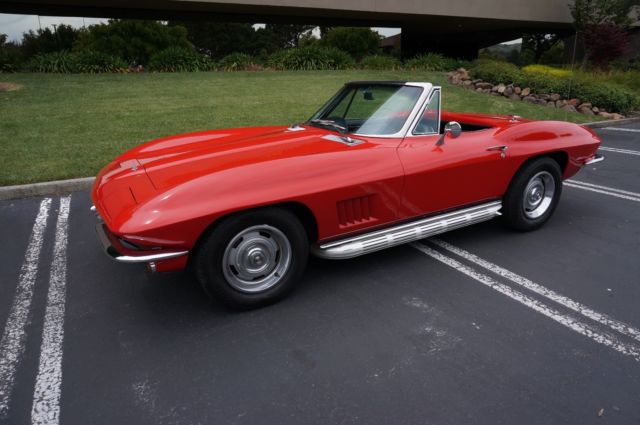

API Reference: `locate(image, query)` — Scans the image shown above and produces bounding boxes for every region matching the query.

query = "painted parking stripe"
[567,180,640,197]
[599,146,640,156]
[0,198,52,420]
[31,196,71,425]
[431,238,640,343]
[600,127,640,133]
[564,180,640,203]
[411,242,640,362]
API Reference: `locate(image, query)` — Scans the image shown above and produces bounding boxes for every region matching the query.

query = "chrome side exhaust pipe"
[312,201,502,260]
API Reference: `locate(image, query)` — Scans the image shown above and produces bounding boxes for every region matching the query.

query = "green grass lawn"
[0,70,597,186]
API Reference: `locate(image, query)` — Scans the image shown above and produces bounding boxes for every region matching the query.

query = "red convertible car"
[92,81,603,307]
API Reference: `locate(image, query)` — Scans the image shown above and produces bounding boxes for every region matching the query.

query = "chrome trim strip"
[585,154,605,165]
[312,201,502,260]
[95,223,188,264]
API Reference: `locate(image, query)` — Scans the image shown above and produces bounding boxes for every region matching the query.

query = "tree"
[570,0,638,68]
[571,0,634,29]
[583,23,630,67]
[521,33,562,63]
[262,24,315,49]
[168,21,258,58]
[321,27,381,60]
[74,20,192,65]
[21,24,80,57]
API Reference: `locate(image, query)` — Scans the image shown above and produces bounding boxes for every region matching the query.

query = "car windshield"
[308,84,423,136]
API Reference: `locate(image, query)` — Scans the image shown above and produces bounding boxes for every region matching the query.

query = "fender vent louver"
[337,195,376,228]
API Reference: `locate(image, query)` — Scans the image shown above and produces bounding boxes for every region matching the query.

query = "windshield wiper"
[309,119,347,134]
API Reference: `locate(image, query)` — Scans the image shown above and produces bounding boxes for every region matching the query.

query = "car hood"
[117,125,368,191]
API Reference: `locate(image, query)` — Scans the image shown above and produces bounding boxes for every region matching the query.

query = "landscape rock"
[521,88,531,97]
[509,94,521,101]
[547,101,557,108]
[562,104,578,113]
[598,111,613,119]
[457,68,470,80]
[578,103,593,110]
[556,100,567,108]
[611,113,624,120]
[476,82,493,90]
[514,87,522,95]
[579,106,595,115]
[504,86,513,96]
[567,98,580,107]
[592,107,599,114]
[550,93,561,102]
[538,94,551,101]
[523,95,537,103]
[462,80,474,88]
[497,84,507,94]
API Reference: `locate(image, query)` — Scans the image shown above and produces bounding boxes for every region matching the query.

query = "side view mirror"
[436,121,462,146]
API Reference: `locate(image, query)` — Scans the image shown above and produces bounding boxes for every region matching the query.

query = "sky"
[0,13,401,42]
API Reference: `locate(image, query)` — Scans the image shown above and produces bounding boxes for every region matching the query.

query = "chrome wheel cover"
[222,225,292,293]
[523,171,556,219]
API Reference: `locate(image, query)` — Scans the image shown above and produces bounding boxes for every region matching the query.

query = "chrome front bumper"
[585,154,605,165]
[94,218,188,264]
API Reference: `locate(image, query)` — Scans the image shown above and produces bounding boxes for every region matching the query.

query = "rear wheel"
[195,208,309,308]
[502,157,563,231]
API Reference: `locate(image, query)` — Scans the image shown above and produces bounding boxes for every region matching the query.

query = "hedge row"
[4,48,466,73]
[470,60,639,113]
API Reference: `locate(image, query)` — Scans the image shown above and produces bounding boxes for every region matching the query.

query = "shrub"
[470,59,639,113]
[28,51,77,73]
[74,19,192,66]
[469,59,521,85]
[74,51,127,73]
[219,52,258,71]
[571,79,639,113]
[405,53,463,71]
[360,55,402,70]
[267,47,355,70]
[522,64,572,78]
[0,52,18,72]
[320,27,381,61]
[148,47,213,72]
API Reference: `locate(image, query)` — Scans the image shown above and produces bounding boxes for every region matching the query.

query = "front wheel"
[195,207,309,309]
[502,157,563,231]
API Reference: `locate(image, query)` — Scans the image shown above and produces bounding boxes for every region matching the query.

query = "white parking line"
[601,127,640,133]
[411,242,640,362]
[430,238,640,343]
[31,196,71,425]
[599,146,640,156]
[564,180,640,203]
[0,198,52,420]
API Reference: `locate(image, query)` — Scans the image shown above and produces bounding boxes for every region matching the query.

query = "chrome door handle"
[487,145,508,158]
[487,145,508,152]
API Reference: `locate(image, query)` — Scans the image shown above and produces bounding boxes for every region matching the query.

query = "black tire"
[502,157,563,231]
[194,207,309,309]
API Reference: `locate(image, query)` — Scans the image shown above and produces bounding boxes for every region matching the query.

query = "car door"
[397,90,514,218]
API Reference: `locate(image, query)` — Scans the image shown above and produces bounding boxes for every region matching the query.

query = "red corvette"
[92,81,603,307]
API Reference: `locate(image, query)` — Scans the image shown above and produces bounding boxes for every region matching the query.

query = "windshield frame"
[307,82,434,138]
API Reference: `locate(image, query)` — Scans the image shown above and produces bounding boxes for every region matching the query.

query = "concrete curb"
[0,177,95,201]
[583,116,640,128]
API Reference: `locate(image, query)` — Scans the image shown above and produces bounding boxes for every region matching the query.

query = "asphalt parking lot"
[1,123,639,425]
